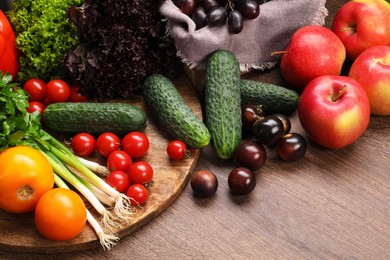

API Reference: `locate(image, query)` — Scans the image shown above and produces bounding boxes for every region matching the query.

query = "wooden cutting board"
[0,76,202,253]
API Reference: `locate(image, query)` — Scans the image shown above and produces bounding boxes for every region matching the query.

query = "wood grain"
[0,76,203,253]
[1,0,390,259]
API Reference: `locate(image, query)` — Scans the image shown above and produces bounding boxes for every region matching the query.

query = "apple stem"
[270,51,288,57]
[332,85,347,102]
[340,27,356,33]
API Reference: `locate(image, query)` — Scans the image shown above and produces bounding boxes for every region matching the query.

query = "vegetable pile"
[7,0,83,82]
[0,72,136,249]
[63,0,182,99]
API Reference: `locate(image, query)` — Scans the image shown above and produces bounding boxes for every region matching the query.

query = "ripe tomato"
[71,133,96,157]
[106,171,130,193]
[0,146,54,213]
[128,161,154,185]
[23,78,46,102]
[34,188,87,241]
[26,101,45,119]
[126,184,148,206]
[107,150,132,173]
[96,132,121,157]
[121,132,149,158]
[68,85,88,102]
[167,140,188,160]
[46,79,70,103]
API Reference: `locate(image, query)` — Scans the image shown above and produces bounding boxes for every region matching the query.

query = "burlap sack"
[160,0,328,72]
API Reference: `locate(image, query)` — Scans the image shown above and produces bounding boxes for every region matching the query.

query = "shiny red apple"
[298,75,370,149]
[349,45,390,115]
[331,0,390,61]
[276,25,346,90]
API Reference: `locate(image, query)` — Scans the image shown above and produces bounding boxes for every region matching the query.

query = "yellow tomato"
[34,188,87,241]
[0,146,54,213]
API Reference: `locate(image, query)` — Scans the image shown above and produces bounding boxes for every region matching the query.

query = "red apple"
[331,0,390,61]
[298,75,370,149]
[349,45,390,115]
[276,25,346,90]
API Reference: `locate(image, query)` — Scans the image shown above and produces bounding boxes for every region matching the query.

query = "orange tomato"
[0,146,54,213]
[34,188,87,241]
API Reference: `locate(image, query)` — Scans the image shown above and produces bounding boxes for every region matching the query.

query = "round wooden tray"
[0,76,202,253]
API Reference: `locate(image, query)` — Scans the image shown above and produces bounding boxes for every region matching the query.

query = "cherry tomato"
[121,132,149,158]
[107,150,132,173]
[106,170,131,193]
[26,101,45,120]
[46,79,70,103]
[43,97,55,107]
[68,85,88,102]
[126,184,148,206]
[0,146,54,213]
[23,78,46,102]
[71,133,96,157]
[34,188,87,241]
[96,132,121,157]
[167,140,188,160]
[128,161,154,185]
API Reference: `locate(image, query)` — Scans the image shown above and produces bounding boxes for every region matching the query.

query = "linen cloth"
[159,0,328,71]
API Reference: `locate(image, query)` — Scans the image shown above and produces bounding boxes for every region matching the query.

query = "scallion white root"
[76,156,110,176]
[86,211,120,250]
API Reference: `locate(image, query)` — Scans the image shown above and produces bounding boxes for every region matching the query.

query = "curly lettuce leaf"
[7,0,84,82]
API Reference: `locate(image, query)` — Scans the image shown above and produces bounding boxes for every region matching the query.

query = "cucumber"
[240,79,300,113]
[43,102,147,136]
[205,50,242,159]
[143,74,210,148]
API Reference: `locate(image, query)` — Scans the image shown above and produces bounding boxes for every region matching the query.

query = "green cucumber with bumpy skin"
[43,102,147,136]
[205,50,242,159]
[143,74,210,148]
[240,79,300,113]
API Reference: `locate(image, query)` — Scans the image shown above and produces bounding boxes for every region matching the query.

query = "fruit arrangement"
[175,0,271,33]
[0,0,389,253]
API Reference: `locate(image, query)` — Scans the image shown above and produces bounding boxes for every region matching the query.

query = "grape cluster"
[176,0,272,34]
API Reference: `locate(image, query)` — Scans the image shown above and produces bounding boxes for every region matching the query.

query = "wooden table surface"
[2,0,390,259]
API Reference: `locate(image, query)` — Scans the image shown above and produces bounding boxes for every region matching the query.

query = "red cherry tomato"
[96,132,121,157]
[106,171,130,193]
[46,79,70,103]
[128,161,154,185]
[71,133,96,157]
[23,78,46,102]
[68,85,88,102]
[107,150,132,173]
[126,184,148,205]
[26,101,45,119]
[121,132,149,158]
[167,140,188,160]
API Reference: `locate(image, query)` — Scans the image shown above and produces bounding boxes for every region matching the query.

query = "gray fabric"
[160,0,328,71]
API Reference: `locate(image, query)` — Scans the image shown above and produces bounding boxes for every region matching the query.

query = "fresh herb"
[7,0,84,82]
[64,0,182,99]
[0,72,133,250]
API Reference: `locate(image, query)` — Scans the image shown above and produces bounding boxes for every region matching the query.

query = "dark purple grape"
[207,6,228,26]
[191,170,218,198]
[192,6,208,30]
[181,0,197,16]
[241,104,265,132]
[274,113,291,135]
[239,0,260,20]
[228,167,256,195]
[253,115,284,147]
[202,0,220,11]
[235,140,266,171]
[228,10,244,34]
[275,133,307,162]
